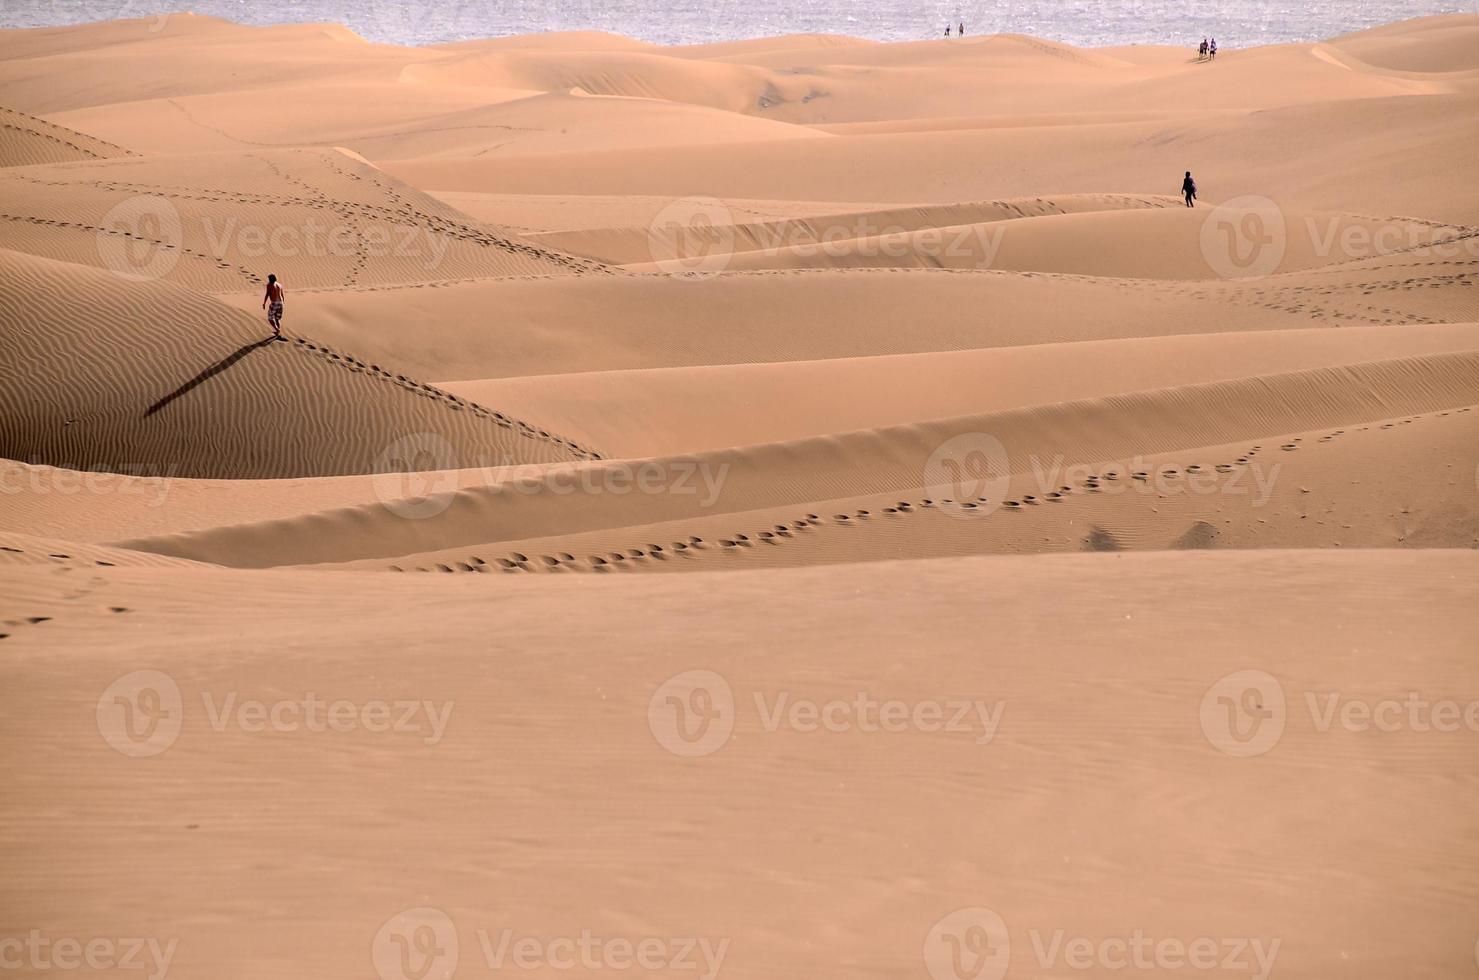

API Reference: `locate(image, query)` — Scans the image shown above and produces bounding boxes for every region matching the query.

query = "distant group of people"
[1198,37,1218,59]
[945,21,964,36]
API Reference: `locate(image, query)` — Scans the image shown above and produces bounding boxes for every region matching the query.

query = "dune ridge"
[118,349,1479,567]
[0,248,599,479]
[0,103,135,167]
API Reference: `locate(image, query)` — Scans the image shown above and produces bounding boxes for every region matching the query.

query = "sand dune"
[1326,14,1479,73]
[383,91,1479,223]
[3,14,1477,980]
[398,48,816,115]
[120,349,1479,568]
[212,241,1477,383]
[6,549,1474,979]
[0,146,604,291]
[0,249,595,479]
[52,87,824,160]
[304,407,1479,574]
[0,103,133,167]
[630,204,1459,278]
[537,192,1180,267]
[440,322,1479,456]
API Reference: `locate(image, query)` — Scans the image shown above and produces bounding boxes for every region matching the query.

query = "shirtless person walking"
[262,273,285,339]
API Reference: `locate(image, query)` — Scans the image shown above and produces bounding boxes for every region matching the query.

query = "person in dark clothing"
[1182,171,1197,207]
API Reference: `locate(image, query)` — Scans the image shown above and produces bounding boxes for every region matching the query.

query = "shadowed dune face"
[0,249,595,479]
[3,13,1479,980]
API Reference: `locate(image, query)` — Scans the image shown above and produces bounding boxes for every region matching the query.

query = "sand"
[1,12,1477,980]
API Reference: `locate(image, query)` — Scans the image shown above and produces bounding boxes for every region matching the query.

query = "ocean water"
[3,0,1473,47]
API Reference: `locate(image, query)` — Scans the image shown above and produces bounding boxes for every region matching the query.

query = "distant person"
[959,21,965,36]
[945,24,951,37]
[1210,38,1218,58]
[1182,171,1197,208]
[1199,38,1207,60]
[262,273,285,339]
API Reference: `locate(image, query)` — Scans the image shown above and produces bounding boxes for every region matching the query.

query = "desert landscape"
[1,11,1477,979]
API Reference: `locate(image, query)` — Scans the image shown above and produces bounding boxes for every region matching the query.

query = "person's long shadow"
[144,337,278,418]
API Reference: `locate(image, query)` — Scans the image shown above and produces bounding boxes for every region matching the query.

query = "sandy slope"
[0,147,605,292]
[0,104,133,167]
[439,323,1479,456]
[2,13,1477,980]
[2,550,1476,980]
[0,249,596,478]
